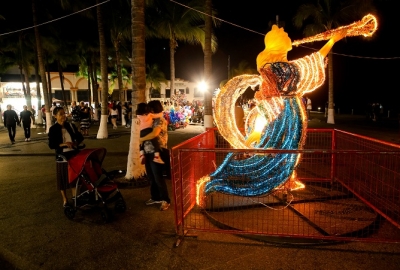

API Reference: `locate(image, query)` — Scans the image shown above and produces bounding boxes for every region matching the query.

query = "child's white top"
[137,114,153,130]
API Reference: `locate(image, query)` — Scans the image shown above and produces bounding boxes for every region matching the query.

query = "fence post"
[330,129,336,185]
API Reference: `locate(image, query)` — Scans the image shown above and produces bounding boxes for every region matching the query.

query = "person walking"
[109,103,119,129]
[70,101,81,124]
[19,105,35,142]
[139,100,171,211]
[3,104,20,144]
[79,101,91,136]
[41,105,46,127]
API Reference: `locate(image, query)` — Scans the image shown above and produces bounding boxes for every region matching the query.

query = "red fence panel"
[171,128,400,243]
[171,129,216,236]
[333,130,400,231]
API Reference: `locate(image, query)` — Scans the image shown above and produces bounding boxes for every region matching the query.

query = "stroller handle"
[56,143,86,162]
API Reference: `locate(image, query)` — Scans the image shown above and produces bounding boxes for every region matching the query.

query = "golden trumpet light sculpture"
[197,14,378,202]
[292,14,377,46]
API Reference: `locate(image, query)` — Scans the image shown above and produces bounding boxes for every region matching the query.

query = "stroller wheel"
[100,208,112,223]
[115,198,127,213]
[64,206,76,220]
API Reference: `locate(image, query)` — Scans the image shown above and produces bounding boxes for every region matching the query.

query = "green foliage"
[293,0,376,36]
[109,66,132,94]
[146,64,167,90]
[146,0,218,52]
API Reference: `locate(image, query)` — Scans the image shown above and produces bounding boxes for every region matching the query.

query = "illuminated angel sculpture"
[198,15,377,200]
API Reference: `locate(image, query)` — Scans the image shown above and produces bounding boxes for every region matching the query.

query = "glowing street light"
[198,81,208,93]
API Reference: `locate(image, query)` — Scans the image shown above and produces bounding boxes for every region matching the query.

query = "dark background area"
[147,0,400,115]
[1,0,399,115]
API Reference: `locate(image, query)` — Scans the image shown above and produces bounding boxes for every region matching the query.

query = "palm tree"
[293,0,375,124]
[146,0,217,100]
[18,32,33,111]
[0,31,35,111]
[109,67,132,94]
[108,0,132,103]
[96,0,110,139]
[125,0,147,180]
[75,58,101,103]
[203,0,213,128]
[146,64,167,100]
[32,0,52,132]
[219,60,258,88]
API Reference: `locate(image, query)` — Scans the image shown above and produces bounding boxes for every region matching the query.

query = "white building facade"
[0,72,203,112]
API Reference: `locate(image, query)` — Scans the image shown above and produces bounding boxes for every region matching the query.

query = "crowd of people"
[162,100,204,130]
[44,100,135,137]
[2,99,179,211]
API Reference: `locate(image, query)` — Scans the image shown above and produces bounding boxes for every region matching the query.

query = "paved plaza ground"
[0,113,399,269]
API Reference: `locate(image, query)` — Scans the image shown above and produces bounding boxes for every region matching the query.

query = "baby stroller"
[59,147,126,223]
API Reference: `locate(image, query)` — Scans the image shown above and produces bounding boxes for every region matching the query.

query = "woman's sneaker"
[145,199,161,205]
[160,201,170,211]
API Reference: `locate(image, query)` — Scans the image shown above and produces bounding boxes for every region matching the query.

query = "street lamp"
[198,81,208,93]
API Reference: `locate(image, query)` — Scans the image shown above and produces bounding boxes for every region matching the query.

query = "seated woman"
[48,107,84,207]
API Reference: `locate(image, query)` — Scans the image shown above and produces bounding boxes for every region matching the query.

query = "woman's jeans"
[144,152,170,203]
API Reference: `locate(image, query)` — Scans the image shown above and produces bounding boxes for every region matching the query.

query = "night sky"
[1,0,399,113]
[148,0,400,114]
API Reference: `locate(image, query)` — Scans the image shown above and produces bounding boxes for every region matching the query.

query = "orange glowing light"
[196,176,210,206]
[292,14,378,46]
[196,14,377,206]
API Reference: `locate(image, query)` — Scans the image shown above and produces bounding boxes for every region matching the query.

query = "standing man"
[20,105,35,142]
[3,104,20,144]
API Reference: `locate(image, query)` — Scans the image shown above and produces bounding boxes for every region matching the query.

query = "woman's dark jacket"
[48,122,84,155]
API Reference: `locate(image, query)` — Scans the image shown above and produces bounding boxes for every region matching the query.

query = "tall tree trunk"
[47,63,52,104]
[18,34,32,110]
[96,0,109,139]
[19,65,32,110]
[89,56,99,121]
[203,0,213,128]
[57,60,67,109]
[327,51,335,124]
[22,68,32,110]
[32,0,51,133]
[45,55,53,104]
[87,68,92,107]
[34,50,42,124]
[169,37,176,102]
[115,41,124,103]
[125,0,146,180]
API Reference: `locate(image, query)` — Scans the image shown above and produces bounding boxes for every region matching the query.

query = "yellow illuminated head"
[264,25,292,52]
[257,25,292,70]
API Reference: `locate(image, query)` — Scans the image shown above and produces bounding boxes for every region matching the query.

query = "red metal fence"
[171,128,400,244]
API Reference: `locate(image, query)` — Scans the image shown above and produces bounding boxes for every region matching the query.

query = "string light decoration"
[292,14,377,46]
[196,15,378,206]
